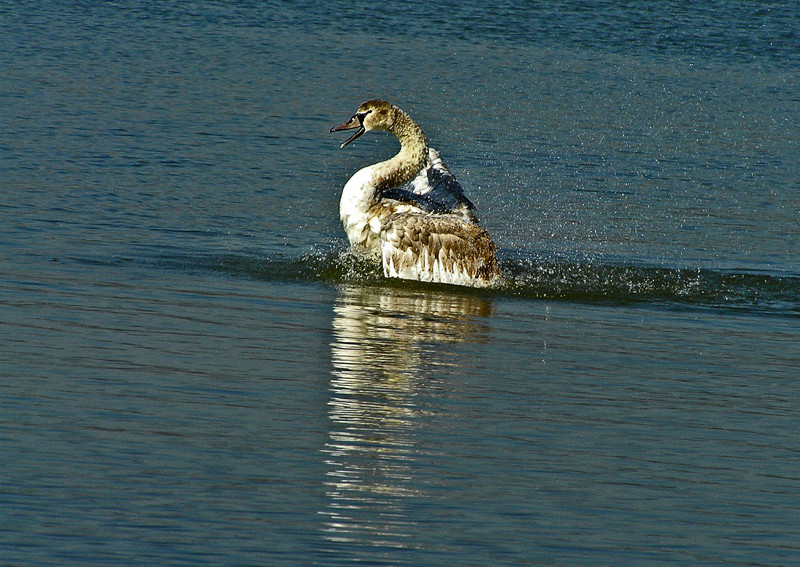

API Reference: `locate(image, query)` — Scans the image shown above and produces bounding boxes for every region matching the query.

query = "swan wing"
[380,187,449,215]
[406,148,478,222]
[380,212,499,287]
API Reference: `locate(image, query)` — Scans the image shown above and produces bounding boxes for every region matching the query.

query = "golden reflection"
[320,284,491,552]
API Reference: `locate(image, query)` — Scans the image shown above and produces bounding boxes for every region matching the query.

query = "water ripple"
[149,250,800,317]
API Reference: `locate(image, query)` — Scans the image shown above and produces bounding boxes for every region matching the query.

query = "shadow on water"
[157,248,800,317]
[319,284,492,559]
[501,256,800,315]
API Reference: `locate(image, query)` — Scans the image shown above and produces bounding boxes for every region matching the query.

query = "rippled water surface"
[2,2,799,565]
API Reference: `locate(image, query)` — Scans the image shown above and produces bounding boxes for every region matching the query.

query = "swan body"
[331,99,499,288]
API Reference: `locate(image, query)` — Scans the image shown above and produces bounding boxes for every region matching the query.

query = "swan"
[330,99,500,288]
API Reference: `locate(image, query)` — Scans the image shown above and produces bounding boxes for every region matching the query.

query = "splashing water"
[150,249,800,317]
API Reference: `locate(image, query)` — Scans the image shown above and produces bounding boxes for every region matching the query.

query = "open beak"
[330,115,365,148]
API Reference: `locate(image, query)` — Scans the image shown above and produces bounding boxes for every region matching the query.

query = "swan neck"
[376,109,428,191]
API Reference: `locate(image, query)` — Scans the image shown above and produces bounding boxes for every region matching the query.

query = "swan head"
[330,99,396,149]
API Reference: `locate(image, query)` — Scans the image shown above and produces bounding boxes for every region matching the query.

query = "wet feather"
[333,100,500,288]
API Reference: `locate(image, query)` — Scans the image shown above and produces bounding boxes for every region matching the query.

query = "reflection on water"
[320,284,491,556]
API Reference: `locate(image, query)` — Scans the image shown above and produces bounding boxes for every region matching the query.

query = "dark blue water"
[2,2,799,565]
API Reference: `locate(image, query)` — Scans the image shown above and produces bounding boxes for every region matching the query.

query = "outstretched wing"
[380,212,499,287]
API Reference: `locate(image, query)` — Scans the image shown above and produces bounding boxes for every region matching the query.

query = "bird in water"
[330,99,500,288]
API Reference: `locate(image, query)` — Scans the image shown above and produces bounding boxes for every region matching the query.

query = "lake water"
[2,2,799,565]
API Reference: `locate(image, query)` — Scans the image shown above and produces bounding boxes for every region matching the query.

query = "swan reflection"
[321,284,491,552]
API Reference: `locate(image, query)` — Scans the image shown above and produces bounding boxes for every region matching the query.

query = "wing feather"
[383,148,479,224]
[380,212,499,287]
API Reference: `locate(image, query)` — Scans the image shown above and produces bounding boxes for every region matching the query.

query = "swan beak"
[330,116,366,148]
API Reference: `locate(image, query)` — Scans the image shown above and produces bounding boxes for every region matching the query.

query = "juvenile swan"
[330,99,499,288]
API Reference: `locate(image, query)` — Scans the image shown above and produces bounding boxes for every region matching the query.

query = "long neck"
[373,109,429,192]
[339,108,429,249]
